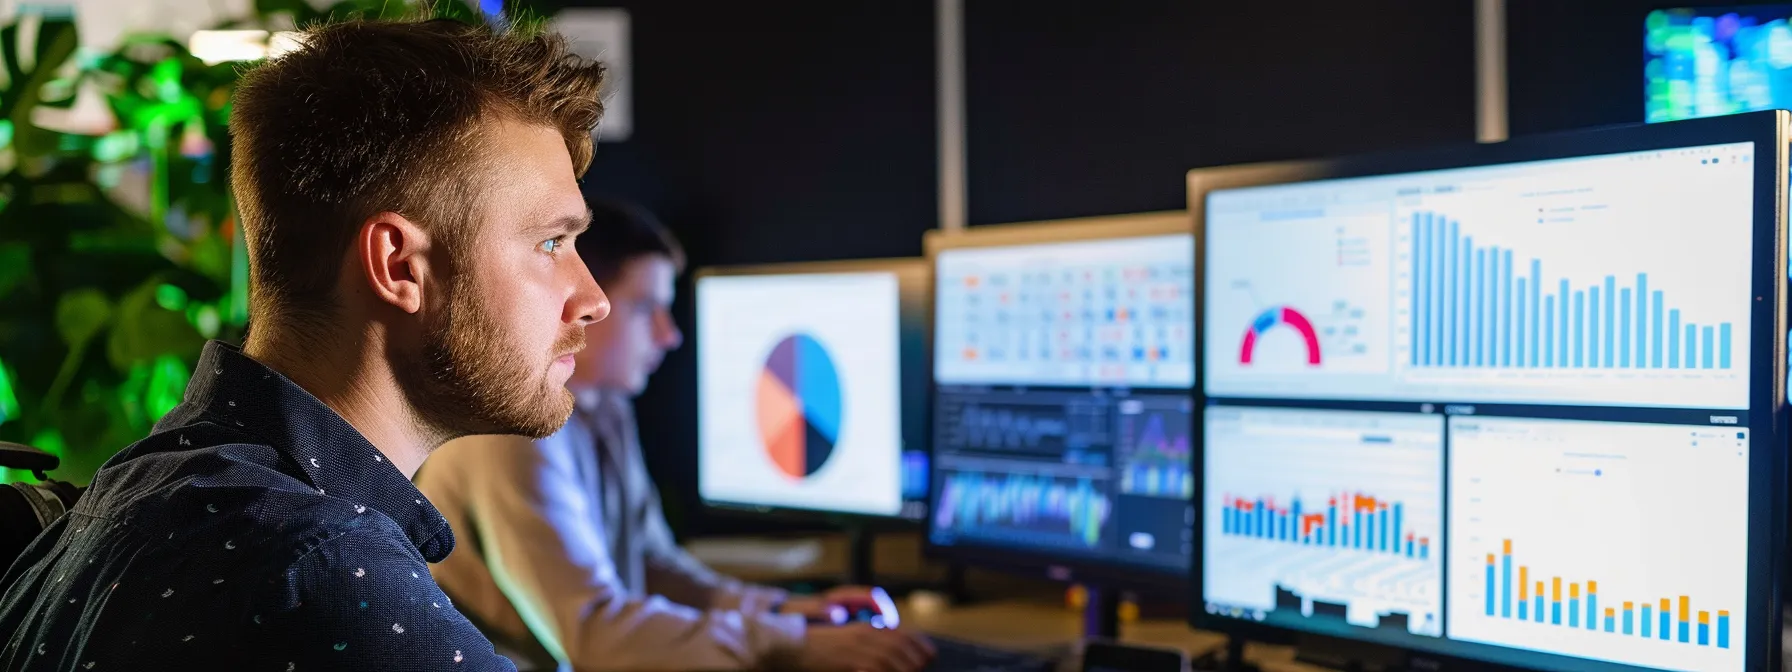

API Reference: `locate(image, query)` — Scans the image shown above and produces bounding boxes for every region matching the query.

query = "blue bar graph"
[1404,213,1733,371]
[1636,273,1649,365]
[1699,622,1709,646]
[1621,288,1632,367]
[1485,560,1496,616]
[1604,275,1616,368]
[1719,612,1730,648]
[1606,615,1615,633]
[1588,592,1598,631]
[1574,291,1585,367]
[1686,324,1698,373]
[1502,250,1513,367]
[1652,291,1664,368]
[1433,217,1446,365]
[1643,605,1653,638]
[1661,607,1671,641]
[1545,296,1556,368]
[1517,278,1528,367]
[1670,310,1681,368]
[1589,286,1600,366]
[1703,326,1715,369]
[1414,215,1425,366]
[1558,279,1569,368]
[1502,553,1513,618]
[1571,597,1580,628]
[1625,607,1634,635]
[1531,260,1541,367]
[1474,248,1485,367]
[1720,324,1732,369]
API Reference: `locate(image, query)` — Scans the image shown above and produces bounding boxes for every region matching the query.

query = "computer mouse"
[846,586,901,629]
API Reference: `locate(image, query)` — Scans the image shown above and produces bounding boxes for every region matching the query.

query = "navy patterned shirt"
[0,341,517,671]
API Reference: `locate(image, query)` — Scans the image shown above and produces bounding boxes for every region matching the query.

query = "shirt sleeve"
[257,524,518,672]
[635,484,787,614]
[458,434,805,671]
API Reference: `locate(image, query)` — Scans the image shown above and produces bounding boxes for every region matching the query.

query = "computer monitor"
[1644,6,1792,125]
[695,259,929,524]
[1190,111,1787,672]
[923,212,1197,598]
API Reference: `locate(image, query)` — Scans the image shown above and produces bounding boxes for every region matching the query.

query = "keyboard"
[927,635,1057,672]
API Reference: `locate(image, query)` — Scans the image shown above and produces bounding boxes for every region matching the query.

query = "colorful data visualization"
[1446,417,1748,672]
[756,334,842,479]
[1204,143,1755,409]
[697,272,904,516]
[934,234,1194,388]
[1202,407,1445,637]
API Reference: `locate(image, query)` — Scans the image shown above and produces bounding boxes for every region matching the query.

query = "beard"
[396,278,585,442]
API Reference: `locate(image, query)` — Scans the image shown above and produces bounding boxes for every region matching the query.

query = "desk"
[899,597,1330,672]
[696,534,1330,671]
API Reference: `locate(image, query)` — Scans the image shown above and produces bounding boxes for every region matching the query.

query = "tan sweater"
[415,391,805,671]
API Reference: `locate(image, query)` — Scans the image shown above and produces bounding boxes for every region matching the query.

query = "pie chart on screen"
[756,334,843,480]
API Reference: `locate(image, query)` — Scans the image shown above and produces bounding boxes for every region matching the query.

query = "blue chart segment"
[934,470,1111,548]
[1408,211,1732,371]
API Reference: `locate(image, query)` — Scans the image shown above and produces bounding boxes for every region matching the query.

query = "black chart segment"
[1202,406,1443,637]
[1446,417,1748,672]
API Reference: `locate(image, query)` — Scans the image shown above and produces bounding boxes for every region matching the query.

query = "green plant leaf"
[106,279,203,369]
[54,288,109,347]
[0,358,20,427]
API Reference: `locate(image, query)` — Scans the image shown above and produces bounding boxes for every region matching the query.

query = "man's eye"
[540,238,563,253]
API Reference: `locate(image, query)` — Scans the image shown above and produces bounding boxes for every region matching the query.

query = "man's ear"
[355,212,436,315]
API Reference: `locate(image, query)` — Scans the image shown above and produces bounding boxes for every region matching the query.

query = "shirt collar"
[179,340,455,561]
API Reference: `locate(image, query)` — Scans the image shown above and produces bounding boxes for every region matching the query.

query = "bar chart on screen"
[1202,407,1444,636]
[1446,416,1749,671]
[1388,193,1751,410]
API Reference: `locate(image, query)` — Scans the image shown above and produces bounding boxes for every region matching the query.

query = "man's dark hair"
[230,16,607,337]
[577,198,686,285]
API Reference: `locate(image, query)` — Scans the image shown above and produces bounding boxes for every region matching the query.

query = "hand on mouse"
[778,586,883,623]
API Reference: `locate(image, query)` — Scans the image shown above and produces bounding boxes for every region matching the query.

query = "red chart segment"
[1240,305,1323,365]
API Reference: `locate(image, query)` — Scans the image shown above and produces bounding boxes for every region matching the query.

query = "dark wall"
[556,1,939,534]
[963,0,1478,225]
[545,0,1478,536]
[1507,0,1742,137]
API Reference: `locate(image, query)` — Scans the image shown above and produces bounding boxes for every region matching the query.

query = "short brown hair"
[577,198,686,285]
[230,16,606,336]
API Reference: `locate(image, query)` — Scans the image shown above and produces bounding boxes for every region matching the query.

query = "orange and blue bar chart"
[1485,539,1728,648]
[1221,492,1429,558]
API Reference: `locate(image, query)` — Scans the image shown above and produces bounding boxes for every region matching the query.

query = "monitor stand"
[1081,585,1123,640]
[840,523,968,600]
[1288,632,1407,671]
[847,524,875,586]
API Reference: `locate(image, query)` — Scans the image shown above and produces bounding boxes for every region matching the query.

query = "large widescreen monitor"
[1191,111,1787,672]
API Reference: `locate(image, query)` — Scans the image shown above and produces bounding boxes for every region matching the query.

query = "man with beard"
[0,17,605,671]
[415,200,936,672]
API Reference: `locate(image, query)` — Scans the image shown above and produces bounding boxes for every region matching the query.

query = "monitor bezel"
[920,210,1197,590]
[692,256,931,527]
[1186,110,1788,672]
